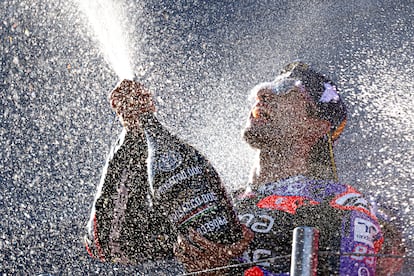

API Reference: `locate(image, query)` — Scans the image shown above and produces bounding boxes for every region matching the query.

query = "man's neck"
[251,143,312,188]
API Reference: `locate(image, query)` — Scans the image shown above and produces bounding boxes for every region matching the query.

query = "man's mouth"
[251,104,271,121]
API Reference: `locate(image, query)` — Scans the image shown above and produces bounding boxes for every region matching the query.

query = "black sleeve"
[85,130,175,264]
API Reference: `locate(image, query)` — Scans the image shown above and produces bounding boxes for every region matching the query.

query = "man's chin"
[242,128,271,149]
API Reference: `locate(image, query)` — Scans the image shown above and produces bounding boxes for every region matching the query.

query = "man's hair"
[281,61,347,140]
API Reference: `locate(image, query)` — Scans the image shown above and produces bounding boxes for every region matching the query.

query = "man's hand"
[109,79,155,131]
[174,225,254,275]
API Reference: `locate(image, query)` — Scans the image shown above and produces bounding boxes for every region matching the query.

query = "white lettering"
[187,166,203,177]
[170,192,218,222]
[241,248,272,267]
[157,170,188,195]
[354,218,378,247]
[238,213,255,227]
[201,192,217,203]
[251,215,274,233]
[253,249,272,267]
[157,166,203,195]
[196,216,228,235]
[238,213,274,233]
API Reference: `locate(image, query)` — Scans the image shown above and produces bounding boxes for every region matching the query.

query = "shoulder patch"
[257,195,319,214]
[330,185,376,219]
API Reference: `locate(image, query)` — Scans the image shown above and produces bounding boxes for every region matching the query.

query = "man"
[175,62,404,275]
[85,62,403,275]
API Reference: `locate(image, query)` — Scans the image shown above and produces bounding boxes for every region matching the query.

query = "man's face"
[243,87,329,150]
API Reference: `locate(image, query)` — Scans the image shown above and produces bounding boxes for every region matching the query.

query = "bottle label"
[151,153,242,243]
[170,191,218,224]
[157,165,203,196]
[196,216,228,236]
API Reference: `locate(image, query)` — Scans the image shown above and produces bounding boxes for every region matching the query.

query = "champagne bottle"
[140,112,243,244]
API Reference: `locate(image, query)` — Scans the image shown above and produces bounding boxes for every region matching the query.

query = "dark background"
[1,0,413,274]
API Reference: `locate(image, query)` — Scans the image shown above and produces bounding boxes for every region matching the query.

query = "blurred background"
[0,0,413,274]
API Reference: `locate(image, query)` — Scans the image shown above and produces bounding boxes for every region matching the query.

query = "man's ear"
[310,119,331,141]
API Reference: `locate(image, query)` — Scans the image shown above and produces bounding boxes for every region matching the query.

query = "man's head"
[281,61,347,141]
[243,61,347,150]
[243,62,347,180]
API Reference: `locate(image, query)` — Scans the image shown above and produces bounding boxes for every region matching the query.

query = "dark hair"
[281,61,347,141]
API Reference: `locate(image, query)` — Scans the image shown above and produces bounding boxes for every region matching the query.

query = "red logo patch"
[330,185,377,219]
[257,195,319,214]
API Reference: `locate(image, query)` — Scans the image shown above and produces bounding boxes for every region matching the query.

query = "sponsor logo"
[257,195,319,214]
[330,185,376,219]
[239,213,274,233]
[156,150,182,172]
[354,218,379,248]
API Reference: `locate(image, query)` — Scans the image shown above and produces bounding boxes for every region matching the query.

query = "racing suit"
[233,175,384,275]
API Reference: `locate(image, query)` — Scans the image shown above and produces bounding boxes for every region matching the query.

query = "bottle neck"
[139,112,173,147]
[139,112,161,131]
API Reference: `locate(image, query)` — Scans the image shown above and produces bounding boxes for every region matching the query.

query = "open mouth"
[251,104,271,121]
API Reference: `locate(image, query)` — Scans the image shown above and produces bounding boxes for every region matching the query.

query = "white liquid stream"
[75,0,134,80]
